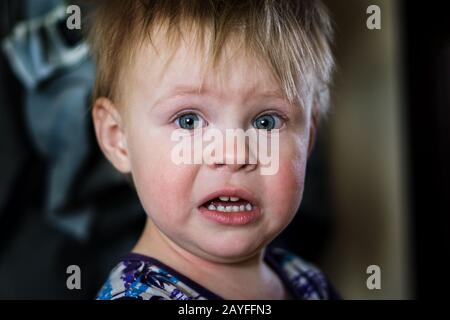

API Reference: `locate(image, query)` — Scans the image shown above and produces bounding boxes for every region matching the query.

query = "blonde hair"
[85,0,334,119]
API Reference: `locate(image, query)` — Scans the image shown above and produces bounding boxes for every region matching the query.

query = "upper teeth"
[219,196,240,202]
[206,195,254,212]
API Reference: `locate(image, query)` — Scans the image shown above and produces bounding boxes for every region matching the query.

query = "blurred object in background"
[321,0,450,299]
[322,0,412,299]
[0,0,145,299]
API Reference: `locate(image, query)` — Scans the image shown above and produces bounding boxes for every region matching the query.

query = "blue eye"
[175,113,206,130]
[253,114,283,131]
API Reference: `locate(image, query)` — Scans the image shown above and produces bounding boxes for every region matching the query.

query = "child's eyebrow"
[153,84,287,108]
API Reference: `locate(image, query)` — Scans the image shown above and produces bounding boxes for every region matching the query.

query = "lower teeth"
[207,203,253,212]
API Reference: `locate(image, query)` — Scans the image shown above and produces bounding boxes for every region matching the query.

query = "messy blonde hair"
[85,0,334,120]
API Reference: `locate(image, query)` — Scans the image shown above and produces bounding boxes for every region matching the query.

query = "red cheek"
[272,158,306,208]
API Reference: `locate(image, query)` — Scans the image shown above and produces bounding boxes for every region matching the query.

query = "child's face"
[95,34,315,263]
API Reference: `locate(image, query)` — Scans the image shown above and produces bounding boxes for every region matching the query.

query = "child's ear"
[92,97,131,173]
[307,113,318,158]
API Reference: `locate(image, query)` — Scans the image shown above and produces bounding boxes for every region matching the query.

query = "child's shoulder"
[96,247,340,300]
[264,246,340,300]
[96,253,218,300]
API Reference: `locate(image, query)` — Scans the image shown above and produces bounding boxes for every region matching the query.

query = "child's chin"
[200,239,264,263]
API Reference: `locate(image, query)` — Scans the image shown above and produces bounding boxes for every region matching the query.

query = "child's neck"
[132,218,289,300]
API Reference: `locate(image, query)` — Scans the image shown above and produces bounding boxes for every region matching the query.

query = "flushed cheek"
[130,142,198,227]
[261,146,307,229]
[278,158,305,208]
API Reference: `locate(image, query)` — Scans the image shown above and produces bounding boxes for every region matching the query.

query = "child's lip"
[198,187,260,208]
[197,206,262,225]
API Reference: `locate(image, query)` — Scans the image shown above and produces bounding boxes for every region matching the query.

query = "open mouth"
[197,189,261,225]
[200,196,255,213]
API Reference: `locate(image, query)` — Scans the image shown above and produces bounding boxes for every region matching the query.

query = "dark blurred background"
[0,0,448,299]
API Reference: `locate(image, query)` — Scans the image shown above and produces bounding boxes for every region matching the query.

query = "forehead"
[126,29,288,106]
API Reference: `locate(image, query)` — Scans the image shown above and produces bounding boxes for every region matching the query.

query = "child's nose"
[206,145,258,173]
[203,122,259,173]
[207,159,257,173]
